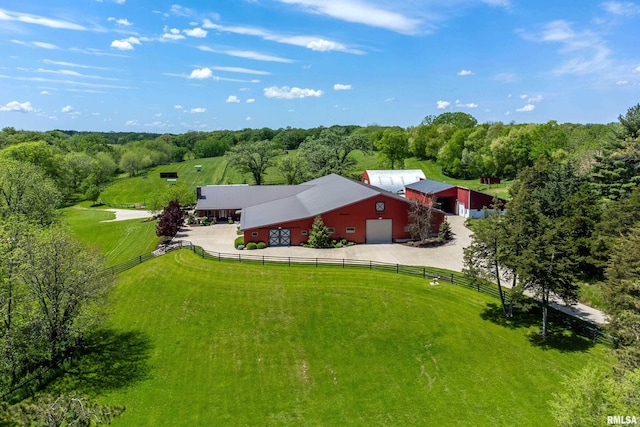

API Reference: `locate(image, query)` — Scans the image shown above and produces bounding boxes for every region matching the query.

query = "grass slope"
[61,206,160,266]
[58,251,608,426]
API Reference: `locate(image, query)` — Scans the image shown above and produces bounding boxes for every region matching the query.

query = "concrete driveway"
[177,215,471,272]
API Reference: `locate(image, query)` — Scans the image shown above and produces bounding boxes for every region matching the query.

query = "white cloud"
[40,90,50,95]
[202,19,362,54]
[633,66,640,74]
[519,94,527,99]
[174,104,183,109]
[275,0,421,34]
[523,20,611,75]
[246,116,252,121]
[108,17,132,26]
[458,69,474,76]
[334,84,352,90]
[0,7,87,31]
[212,66,270,75]
[482,0,511,6]
[32,42,59,50]
[516,104,535,112]
[183,27,207,38]
[246,98,256,103]
[110,37,140,50]
[385,97,397,103]
[162,27,185,41]
[125,120,138,126]
[0,100,36,112]
[189,67,213,79]
[190,107,206,113]
[616,80,629,85]
[61,105,73,113]
[528,95,543,103]
[455,100,478,108]
[264,86,324,99]
[436,100,450,109]
[603,1,640,15]
[198,45,294,63]
[226,95,241,103]
[42,59,108,70]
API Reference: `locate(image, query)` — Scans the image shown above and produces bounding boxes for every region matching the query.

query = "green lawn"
[61,206,160,266]
[48,251,609,426]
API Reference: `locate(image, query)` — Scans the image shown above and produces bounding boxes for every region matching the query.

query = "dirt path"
[101,209,156,222]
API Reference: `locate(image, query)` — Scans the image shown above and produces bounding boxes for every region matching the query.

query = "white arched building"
[361,170,426,195]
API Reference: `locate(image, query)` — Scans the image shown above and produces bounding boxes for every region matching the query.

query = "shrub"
[439,218,454,242]
[237,244,244,250]
[307,216,332,248]
[256,242,266,249]
[347,241,355,246]
[228,218,234,224]
[335,242,343,248]
[200,216,210,226]
[340,239,347,246]
[246,242,257,250]
[234,236,244,248]
[187,214,196,225]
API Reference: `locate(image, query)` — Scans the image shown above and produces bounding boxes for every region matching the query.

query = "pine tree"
[306,216,332,248]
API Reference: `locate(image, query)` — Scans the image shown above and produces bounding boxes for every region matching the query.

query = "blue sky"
[0,0,639,132]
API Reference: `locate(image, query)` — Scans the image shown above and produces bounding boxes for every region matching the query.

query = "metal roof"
[241,174,411,230]
[363,170,426,194]
[195,185,308,211]
[405,179,456,195]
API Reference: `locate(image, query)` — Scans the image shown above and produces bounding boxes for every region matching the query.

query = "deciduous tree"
[298,128,371,178]
[156,200,184,240]
[225,140,281,185]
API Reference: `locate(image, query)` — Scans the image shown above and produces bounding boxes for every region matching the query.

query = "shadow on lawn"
[480,303,595,353]
[47,329,153,396]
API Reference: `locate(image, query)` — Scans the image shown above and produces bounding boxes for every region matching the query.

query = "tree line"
[0,159,121,423]
[461,104,640,423]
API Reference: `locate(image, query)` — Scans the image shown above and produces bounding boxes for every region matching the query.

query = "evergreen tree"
[604,228,640,372]
[306,216,332,248]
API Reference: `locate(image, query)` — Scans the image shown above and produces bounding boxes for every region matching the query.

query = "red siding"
[244,194,445,246]
[361,171,371,185]
[469,190,496,210]
[456,188,470,209]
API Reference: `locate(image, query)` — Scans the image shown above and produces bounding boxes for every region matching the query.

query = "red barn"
[405,179,506,219]
[241,174,444,246]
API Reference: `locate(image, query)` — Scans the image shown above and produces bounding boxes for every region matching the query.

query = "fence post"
[396,264,399,274]
[288,257,291,267]
[315,258,318,267]
[138,255,142,264]
[238,254,241,263]
[343,259,345,268]
[423,268,426,279]
[451,273,454,284]
[370,260,372,270]
[262,256,265,265]
[201,249,204,258]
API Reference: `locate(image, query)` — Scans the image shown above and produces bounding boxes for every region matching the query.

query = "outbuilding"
[405,179,506,219]
[361,169,426,195]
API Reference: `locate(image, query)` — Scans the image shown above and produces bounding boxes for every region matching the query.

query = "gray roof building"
[405,179,456,195]
[240,174,411,230]
[195,184,308,211]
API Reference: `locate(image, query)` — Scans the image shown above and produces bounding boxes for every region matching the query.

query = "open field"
[61,206,160,266]
[99,153,510,205]
[46,250,608,426]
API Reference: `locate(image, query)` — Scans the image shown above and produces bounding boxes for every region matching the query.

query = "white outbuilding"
[361,169,426,195]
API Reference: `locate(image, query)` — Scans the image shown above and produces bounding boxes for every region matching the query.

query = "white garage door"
[366,219,393,244]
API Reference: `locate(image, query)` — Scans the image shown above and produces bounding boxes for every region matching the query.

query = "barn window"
[251,232,258,237]
[346,227,356,234]
[404,225,411,233]
[375,201,385,212]
[327,227,335,234]
[301,230,308,236]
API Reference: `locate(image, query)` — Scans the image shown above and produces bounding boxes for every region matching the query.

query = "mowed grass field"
[49,250,609,426]
[61,205,160,266]
[99,152,510,205]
